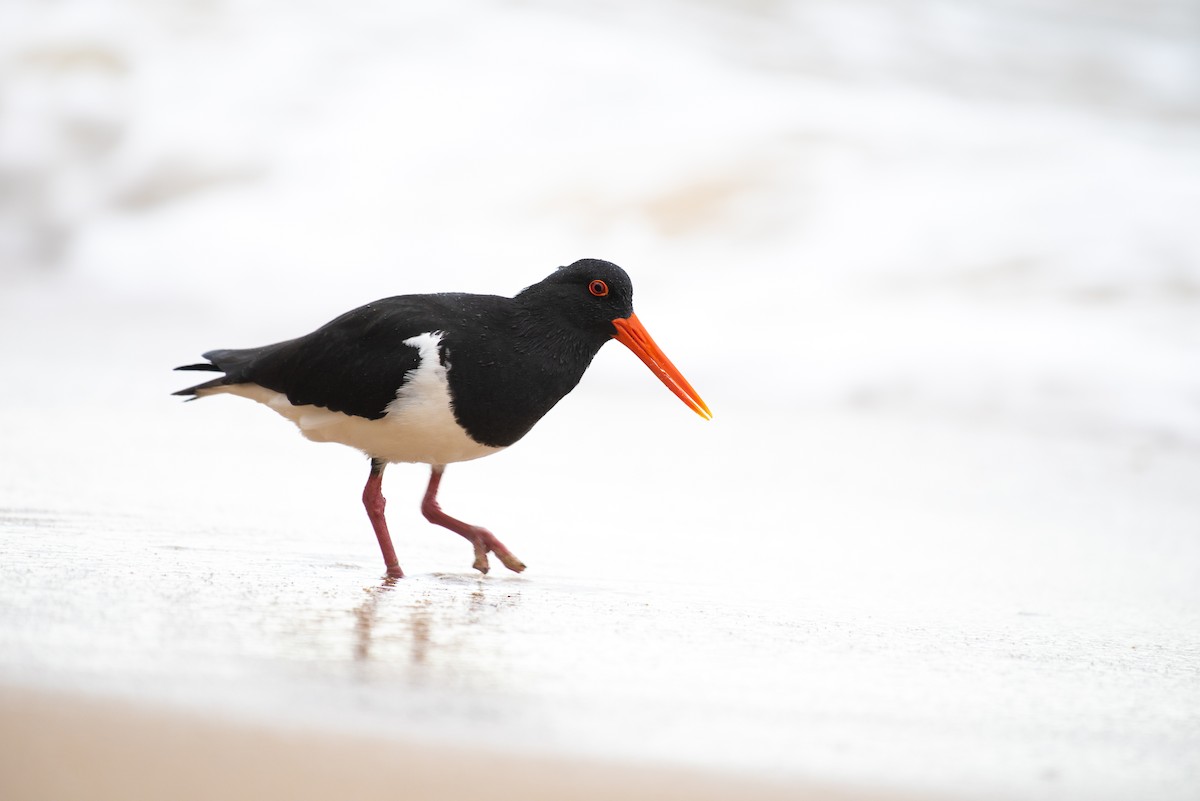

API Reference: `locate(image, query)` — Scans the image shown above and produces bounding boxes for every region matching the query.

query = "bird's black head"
[517,258,635,339]
[515,257,712,421]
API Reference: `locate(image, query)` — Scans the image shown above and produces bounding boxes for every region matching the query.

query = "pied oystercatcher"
[174,259,711,577]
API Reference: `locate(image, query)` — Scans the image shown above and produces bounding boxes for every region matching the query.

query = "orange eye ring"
[589,279,609,297]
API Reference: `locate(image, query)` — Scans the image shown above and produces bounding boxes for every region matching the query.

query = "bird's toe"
[498,553,526,573]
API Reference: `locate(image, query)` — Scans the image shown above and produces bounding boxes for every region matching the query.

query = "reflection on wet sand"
[352,577,398,662]
[351,575,523,674]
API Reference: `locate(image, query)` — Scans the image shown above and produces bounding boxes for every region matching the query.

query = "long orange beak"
[611,313,712,420]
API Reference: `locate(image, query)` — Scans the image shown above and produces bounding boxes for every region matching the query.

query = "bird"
[174,258,711,578]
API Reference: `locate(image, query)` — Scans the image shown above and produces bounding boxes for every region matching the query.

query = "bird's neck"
[510,303,609,370]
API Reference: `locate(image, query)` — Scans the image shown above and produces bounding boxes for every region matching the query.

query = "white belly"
[204,332,504,467]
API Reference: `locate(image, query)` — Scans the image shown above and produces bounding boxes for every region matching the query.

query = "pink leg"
[421,465,526,574]
[363,459,404,578]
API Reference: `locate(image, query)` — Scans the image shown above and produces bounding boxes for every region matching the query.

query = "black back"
[175,259,637,448]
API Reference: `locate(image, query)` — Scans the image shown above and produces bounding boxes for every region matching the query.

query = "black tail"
[174,345,280,398]
[172,347,264,398]
[172,363,229,398]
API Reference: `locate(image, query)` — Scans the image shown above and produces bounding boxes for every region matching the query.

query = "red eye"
[589,279,609,297]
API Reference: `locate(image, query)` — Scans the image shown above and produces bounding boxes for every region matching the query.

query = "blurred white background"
[3,0,1199,444]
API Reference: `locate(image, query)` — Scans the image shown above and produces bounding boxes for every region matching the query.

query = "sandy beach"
[4,685,889,801]
[2,348,1197,800]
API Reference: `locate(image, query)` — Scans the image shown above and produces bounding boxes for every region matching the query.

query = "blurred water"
[2,2,1199,800]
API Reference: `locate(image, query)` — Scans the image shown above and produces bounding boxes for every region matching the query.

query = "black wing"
[173,294,498,420]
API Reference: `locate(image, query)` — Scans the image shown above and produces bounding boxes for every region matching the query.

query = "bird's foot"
[468,528,525,574]
[385,565,405,579]
[482,533,525,573]
[473,552,525,574]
